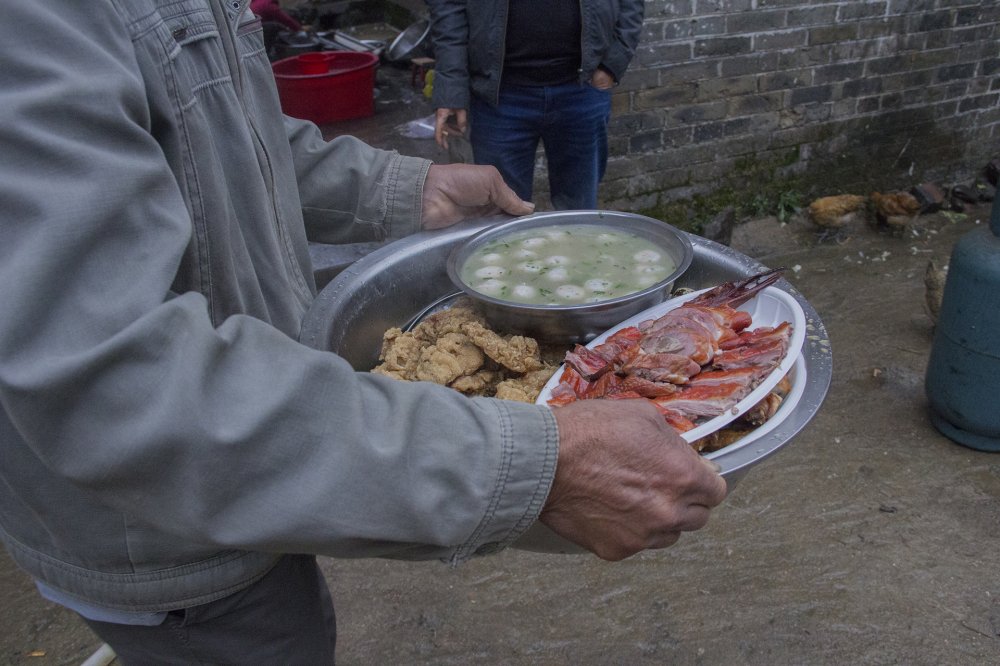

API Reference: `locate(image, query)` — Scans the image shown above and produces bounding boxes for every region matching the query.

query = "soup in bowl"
[447,211,693,343]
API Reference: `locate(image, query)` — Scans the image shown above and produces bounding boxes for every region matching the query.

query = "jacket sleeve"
[602,0,646,83]
[427,0,473,110]
[0,1,557,563]
[283,116,431,243]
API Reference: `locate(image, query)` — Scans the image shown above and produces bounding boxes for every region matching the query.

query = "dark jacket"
[429,0,645,109]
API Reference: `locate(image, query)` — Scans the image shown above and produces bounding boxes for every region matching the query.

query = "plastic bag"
[396,114,436,139]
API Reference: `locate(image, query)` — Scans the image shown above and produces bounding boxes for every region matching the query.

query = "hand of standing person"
[421,163,534,229]
[434,108,469,150]
[590,67,616,90]
[542,399,728,561]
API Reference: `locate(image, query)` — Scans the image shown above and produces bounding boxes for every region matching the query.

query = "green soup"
[460,224,675,305]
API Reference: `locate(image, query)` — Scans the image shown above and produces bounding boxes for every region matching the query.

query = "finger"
[645,531,681,550]
[434,110,451,149]
[674,503,713,533]
[486,171,535,217]
[700,457,722,474]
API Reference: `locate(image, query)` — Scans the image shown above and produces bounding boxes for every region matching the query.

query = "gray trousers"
[81,554,336,665]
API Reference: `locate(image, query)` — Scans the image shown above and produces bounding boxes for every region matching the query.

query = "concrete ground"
[4,63,1000,666]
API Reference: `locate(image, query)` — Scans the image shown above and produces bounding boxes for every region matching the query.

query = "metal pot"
[445,211,694,344]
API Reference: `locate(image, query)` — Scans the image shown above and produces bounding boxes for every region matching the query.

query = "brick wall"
[588,0,1000,216]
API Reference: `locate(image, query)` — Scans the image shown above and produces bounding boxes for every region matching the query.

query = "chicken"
[414,332,485,385]
[371,301,556,402]
[807,194,867,235]
[494,367,560,403]
[924,259,949,326]
[460,321,544,374]
[871,191,921,234]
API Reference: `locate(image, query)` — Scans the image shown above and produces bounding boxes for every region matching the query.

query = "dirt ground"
[3,65,1000,666]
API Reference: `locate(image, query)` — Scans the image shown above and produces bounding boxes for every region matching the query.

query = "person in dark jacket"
[429,0,645,210]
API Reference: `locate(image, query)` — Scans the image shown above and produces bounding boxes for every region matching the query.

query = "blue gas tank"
[925,196,1000,451]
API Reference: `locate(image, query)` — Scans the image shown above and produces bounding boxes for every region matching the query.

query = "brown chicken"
[871,190,921,234]
[807,194,868,233]
[924,259,949,326]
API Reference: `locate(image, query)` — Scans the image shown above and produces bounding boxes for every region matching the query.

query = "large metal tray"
[300,216,832,483]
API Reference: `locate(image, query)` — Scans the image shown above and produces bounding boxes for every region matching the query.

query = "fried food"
[460,321,544,374]
[371,298,557,402]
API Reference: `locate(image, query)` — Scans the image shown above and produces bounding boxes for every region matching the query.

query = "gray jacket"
[429,0,645,109]
[0,0,557,612]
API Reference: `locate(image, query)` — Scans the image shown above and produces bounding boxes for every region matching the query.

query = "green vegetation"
[637,152,810,234]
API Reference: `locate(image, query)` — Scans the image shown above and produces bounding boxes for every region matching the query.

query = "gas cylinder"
[925,195,1000,451]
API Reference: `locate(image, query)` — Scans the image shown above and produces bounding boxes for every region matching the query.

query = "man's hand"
[434,108,468,150]
[421,163,534,230]
[542,399,728,561]
[590,68,616,90]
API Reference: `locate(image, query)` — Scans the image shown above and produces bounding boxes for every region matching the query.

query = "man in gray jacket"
[0,1,726,662]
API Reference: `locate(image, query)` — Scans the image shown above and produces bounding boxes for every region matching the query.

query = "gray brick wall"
[583,0,1000,214]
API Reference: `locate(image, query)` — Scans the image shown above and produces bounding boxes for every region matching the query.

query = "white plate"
[704,349,807,460]
[535,286,807,445]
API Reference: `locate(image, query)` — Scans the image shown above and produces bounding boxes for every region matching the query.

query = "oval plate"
[535,285,807,450]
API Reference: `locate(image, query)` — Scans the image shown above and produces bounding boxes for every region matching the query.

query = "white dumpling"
[555,284,586,300]
[474,265,508,279]
[545,267,569,282]
[584,278,613,292]
[475,279,506,296]
[633,249,663,263]
[512,285,537,300]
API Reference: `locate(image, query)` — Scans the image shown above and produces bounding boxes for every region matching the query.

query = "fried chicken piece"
[494,366,558,403]
[461,321,544,374]
[451,369,503,395]
[373,327,424,379]
[692,427,753,453]
[411,300,484,342]
[415,332,485,385]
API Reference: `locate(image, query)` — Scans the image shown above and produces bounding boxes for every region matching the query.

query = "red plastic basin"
[272,51,378,124]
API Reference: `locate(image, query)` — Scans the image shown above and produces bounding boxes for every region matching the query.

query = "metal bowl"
[445,211,694,344]
[385,19,432,62]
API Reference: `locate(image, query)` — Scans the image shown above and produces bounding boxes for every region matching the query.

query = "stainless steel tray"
[300,216,832,483]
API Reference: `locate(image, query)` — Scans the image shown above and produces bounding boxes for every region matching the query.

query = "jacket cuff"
[452,401,559,562]
[385,153,432,240]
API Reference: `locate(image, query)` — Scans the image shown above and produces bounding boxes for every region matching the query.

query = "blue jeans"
[470,82,612,210]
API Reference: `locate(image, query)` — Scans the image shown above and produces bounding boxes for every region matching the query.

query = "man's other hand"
[421,163,535,230]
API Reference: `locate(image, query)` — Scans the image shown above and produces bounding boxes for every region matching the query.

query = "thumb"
[487,171,535,217]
